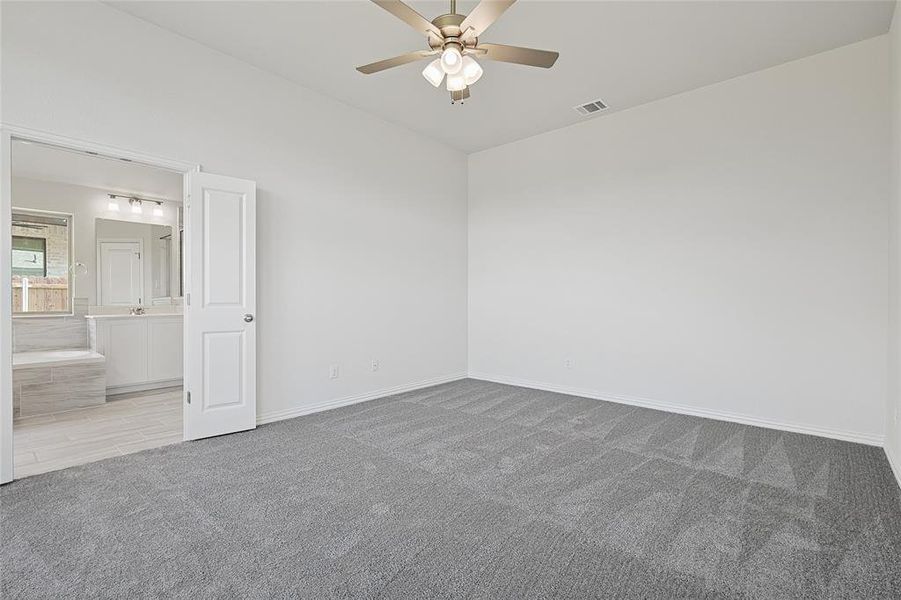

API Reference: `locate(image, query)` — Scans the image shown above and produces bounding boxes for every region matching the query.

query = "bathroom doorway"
[6,138,188,478]
[1,126,258,484]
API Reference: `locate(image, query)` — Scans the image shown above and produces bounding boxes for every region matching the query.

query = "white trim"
[886,444,901,491]
[1,123,201,484]
[1,129,13,483]
[467,372,885,447]
[256,373,468,425]
[1,124,199,174]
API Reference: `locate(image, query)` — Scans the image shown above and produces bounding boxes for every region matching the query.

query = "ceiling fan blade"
[356,51,435,74]
[370,0,443,39]
[459,0,517,38]
[479,43,559,68]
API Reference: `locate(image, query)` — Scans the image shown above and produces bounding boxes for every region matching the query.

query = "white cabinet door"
[99,241,144,305]
[148,318,183,382]
[184,172,256,441]
[104,319,148,387]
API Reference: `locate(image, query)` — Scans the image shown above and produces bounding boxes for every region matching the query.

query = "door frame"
[0,124,200,484]
[96,238,146,306]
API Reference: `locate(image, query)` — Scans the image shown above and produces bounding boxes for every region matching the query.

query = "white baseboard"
[886,444,901,490]
[256,372,468,425]
[467,372,884,447]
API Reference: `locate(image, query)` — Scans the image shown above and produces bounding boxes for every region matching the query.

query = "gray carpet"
[2,379,900,599]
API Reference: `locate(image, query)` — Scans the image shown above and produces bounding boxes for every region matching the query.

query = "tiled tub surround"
[12,351,106,417]
[12,315,89,352]
[12,313,106,417]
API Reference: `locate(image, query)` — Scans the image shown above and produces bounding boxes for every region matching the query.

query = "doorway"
[1,126,258,483]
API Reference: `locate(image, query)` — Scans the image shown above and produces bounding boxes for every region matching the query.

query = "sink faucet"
[129,306,145,316]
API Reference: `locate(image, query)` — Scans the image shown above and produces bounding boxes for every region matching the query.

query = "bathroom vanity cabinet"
[86,314,183,393]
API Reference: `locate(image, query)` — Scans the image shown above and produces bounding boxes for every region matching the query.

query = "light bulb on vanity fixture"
[107,195,120,212]
[129,198,143,214]
[152,202,164,217]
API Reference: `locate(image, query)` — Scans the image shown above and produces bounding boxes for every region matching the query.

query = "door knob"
[244,314,254,323]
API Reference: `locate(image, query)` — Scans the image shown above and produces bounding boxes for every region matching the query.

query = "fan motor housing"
[430,13,477,50]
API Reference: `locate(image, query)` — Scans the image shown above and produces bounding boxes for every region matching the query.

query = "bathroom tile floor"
[13,387,182,478]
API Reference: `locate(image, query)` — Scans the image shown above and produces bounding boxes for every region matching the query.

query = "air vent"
[574,99,608,116]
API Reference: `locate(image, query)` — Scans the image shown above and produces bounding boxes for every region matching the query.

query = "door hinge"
[186,293,191,306]
[136,252,141,259]
[186,391,191,404]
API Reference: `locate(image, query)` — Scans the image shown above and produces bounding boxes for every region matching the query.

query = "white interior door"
[99,241,143,305]
[184,172,256,440]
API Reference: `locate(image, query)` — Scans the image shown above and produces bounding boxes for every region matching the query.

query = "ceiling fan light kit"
[422,59,444,87]
[357,0,559,105]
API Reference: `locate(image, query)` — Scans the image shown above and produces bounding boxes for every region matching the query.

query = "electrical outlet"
[371,359,379,372]
[329,364,339,379]
[564,358,574,369]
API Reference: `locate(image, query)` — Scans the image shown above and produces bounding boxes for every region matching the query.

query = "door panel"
[202,331,244,409]
[184,172,256,441]
[204,190,244,306]
[99,242,142,305]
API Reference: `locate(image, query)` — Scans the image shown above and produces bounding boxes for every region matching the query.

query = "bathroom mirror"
[95,217,183,307]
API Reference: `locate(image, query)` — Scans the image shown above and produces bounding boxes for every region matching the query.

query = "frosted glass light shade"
[462,56,483,85]
[107,199,120,211]
[446,72,466,92]
[153,204,164,217]
[130,200,143,214]
[422,59,444,87]
[440,47,463,74]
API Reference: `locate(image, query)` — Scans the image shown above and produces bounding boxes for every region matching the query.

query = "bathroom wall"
[12,316,89,353]
[11,177,179,307]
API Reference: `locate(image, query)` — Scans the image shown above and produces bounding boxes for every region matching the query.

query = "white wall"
[468,37,891,442]
[11,177,178,306]
[888,4,901,474]
[1,1,468,419]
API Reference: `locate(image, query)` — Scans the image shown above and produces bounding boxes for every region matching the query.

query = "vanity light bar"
[107,193,167,204]
[107,194,166,216]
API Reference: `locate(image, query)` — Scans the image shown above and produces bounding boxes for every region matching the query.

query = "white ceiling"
[12,140,184,201]
[108,0,895,153]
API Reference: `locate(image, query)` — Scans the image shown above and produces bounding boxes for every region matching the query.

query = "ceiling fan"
[356,0,559,103]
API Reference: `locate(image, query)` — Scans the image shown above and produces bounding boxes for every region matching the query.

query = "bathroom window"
[12,236,47,277]
[11,210,73,315]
